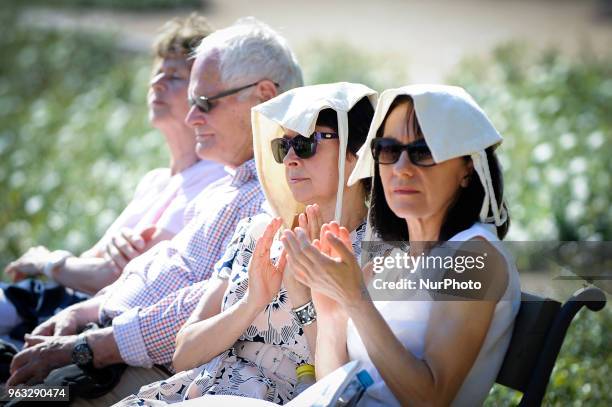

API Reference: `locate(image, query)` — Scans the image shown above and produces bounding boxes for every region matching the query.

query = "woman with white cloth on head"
[114,82,377,406]
[282,85,521,406]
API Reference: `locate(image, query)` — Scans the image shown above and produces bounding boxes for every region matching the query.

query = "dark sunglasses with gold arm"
[188,80,279,113]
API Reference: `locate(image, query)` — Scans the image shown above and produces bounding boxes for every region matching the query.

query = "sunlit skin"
[282,100,509,405]
[172,123,369,372]
[284,126,339,205]
[283,125,366,226]
[146,55,201,176]
[379,101,472,241]
[3,55,200,296]
[6,49,281,388]
[185,49,277,168]
[148,56,192,129]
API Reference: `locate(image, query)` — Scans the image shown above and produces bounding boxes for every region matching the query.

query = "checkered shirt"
[98,159,265,367]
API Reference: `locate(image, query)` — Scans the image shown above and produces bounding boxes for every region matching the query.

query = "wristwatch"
[42,250,73,279]
[72,334,94,368]
[292,300,317,326]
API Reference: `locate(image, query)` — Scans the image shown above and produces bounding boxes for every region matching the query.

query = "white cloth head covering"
[348,84,508,227]
[252,82,377,227]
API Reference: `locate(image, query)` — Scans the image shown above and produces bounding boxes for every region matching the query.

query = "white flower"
[565,201,585,222]
[572,176,589,199]
[569,157,587,174]
[66,230,86,251]
[559,133,576,150]
[49,213,66,231]
[546,167,565,186]
[25,195,44,215]
[587,131,604,149]
[532,143,553,163]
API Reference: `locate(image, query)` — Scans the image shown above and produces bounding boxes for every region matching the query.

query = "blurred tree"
[7,0,201,10]
[448,43,612,241]
[0,7,166,265]
[0,5,609,406]
[300,40,409,92]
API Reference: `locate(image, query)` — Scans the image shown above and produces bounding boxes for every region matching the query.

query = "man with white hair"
[6,17,303,404]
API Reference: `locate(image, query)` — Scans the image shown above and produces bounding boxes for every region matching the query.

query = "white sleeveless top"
[346,223,521,406]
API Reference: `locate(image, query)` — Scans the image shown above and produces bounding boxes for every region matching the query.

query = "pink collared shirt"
[92,160,227,251]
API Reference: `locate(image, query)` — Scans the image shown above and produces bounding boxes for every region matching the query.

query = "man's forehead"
[189,48,223,95]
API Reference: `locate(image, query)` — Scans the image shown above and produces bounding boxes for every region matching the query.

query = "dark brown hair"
[369,95,510,241]
[315,97,375,195]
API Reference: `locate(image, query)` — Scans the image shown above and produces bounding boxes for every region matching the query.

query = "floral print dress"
[115,214,366,406]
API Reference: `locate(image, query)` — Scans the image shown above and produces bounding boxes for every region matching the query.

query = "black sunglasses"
[371,138,436,166]
[271,132,339,163]
[188,80,279,113]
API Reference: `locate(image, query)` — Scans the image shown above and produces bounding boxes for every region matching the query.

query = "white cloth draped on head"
[251,82,377,227]
[348,84,508,229]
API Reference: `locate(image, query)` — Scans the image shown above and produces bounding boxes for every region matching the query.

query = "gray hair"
[194,17,303,93]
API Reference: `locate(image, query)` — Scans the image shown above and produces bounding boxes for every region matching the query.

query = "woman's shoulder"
[450,222,519,302]
[141,167,171,183]
[232,212,275,241]
[449,223,509,272]
[241,212,275,230]
[133,168,171,198]
[449,222,499,242]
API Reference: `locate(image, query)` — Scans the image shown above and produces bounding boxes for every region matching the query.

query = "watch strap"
[292,300,317,326]
[72,334,94,368]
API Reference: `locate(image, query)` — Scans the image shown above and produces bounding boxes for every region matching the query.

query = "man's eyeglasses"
[188,80,279,113]
[271,132,339,163]
[371,138,436,166]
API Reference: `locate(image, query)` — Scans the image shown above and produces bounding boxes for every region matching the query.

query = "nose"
[149,73,166,93]
[392,150,415,177]
[283,146,300,167]
[185,105,207,128]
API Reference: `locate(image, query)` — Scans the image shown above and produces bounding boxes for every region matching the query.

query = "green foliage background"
[0,8,167,262]
[448,45,612,242]
[7,0,201,10]
[0,3,610,405]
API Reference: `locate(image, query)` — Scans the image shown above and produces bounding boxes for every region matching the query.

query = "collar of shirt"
[224,158,258,188]
[177,159,223,184]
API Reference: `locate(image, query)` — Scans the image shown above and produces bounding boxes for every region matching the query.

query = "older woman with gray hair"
[0,13,226,345]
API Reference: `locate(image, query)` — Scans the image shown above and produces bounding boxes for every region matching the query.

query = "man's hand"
[7,335,75,386]
[30,307,82,338]
[104,227,151,271]
[4,246,51,281]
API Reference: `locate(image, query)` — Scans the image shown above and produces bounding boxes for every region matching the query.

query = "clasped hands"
[246,204,366,317]
[3,226,162,282]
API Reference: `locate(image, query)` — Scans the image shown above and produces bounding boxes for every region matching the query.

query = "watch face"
[73,341,93,366]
